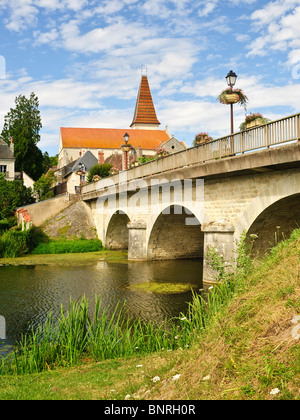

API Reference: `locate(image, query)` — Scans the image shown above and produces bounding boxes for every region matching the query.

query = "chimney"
[98,150,104,164]
[137,146,143,158]
[10,138,14,155]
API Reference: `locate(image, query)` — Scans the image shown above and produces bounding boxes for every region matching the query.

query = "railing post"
[241,132,245,154]
[297,114,300,143]
[266,123,270,148]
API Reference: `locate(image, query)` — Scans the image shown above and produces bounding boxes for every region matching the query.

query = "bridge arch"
[234,173,300,255]
[105,210,130,250]
[147,205,204,260]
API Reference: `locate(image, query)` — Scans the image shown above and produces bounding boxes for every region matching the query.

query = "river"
[0,258,203,350]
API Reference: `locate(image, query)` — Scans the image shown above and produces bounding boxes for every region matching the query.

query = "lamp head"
[226,70,237,88]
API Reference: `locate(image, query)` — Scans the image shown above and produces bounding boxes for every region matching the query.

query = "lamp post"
[121,132,131,170]
[225,70,238,134]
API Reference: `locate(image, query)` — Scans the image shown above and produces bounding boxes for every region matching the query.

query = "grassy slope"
[0,232,299,400]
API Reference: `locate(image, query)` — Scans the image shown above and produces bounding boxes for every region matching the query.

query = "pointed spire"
[130,75,160,129]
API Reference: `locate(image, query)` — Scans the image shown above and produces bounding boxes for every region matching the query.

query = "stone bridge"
[81,114,300,282]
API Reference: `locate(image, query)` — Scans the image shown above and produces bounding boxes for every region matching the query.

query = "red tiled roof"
[16,208,32,223]
[130,75,160,127]
[60,127,169,150]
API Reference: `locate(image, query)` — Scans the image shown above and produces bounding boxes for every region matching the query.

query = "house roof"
[60,127,169,150]
[130,75,160,127]
[104,153,123,171]
[0,138,14,159]
[63,150,98,178]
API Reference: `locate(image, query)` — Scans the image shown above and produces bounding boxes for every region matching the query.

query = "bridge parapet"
[81,112,300,200]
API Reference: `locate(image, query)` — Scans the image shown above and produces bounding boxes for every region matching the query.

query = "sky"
[1,0,300,157]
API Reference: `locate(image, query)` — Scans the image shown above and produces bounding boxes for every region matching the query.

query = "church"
[57,74,185,171]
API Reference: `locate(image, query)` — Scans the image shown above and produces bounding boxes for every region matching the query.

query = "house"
[15,172,35,189]
[156,136,187,154]
[57,74,171,170]
[55,150,98,194]
[0,137,15,181]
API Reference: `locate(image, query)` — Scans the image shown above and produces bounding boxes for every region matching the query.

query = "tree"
[42,152,58,173]
[0,173,34,220]
[1,92,44,180]
[87,163,112,183]
[33,170,57,201]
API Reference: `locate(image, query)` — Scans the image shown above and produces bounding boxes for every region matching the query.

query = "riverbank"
[0,249,128,266]
[0,230,299,399]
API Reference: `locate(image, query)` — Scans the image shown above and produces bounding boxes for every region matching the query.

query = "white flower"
[270,388,280,395]
[202,375,211,381]
[180,317,187,321]
[172,374,181,381]
[125,394,131,400]
[152,376,160,382]
[136,364,143,368]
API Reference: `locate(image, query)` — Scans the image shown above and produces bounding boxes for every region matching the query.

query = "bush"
[87,163,112,183]
[0,173,34,219]
[0,227,49,258]
[31,239,103,255]
[0,230,29,258]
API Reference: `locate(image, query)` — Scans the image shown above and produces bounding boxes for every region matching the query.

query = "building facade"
[57,74,171,169]
[0,138,15,181]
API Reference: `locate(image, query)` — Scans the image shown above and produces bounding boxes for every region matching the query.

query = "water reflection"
[0,259,203,347]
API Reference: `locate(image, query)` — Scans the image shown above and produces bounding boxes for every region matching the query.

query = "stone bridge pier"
[83,144,300,283]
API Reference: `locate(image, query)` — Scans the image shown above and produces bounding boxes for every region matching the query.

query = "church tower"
[130,74,161,130]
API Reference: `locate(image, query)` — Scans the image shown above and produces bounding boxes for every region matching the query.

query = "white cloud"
[0,0,88,32]
[247,1,300,64]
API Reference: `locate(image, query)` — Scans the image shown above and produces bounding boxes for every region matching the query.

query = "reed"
[0,230,29,258]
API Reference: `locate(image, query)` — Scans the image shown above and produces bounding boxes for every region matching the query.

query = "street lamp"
[121,132,131,170]
[226,70,238,134]
[226,70,237,88]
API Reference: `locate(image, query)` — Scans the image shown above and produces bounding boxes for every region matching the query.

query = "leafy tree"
[33,170,57,201]
[1,92,44,180]
[0,173,34,220]
[87,163,112,183]
[42,152,58,173]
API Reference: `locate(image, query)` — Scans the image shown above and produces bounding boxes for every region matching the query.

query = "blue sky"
[1,0,300,157]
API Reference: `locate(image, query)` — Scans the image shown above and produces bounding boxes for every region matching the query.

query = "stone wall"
[105,212,130,249]
[147,207,204,260]
[17,193,77,227]
[247,194,300,257]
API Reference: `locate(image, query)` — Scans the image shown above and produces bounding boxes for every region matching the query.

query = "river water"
[0,259,203,349]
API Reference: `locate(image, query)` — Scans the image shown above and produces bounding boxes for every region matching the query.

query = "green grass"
[0,249,128,266]
[31,239,103,255]
[0,227,103,258]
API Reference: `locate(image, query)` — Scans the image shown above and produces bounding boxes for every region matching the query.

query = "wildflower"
[172,374,181,381]
[270,388,280,395]
[152,376,160,382]
[136,364,143,368]
[125,394,131,400]
[202,375,210,381]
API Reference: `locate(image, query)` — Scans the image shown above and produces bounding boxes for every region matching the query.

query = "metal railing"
[196,112,300,161]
